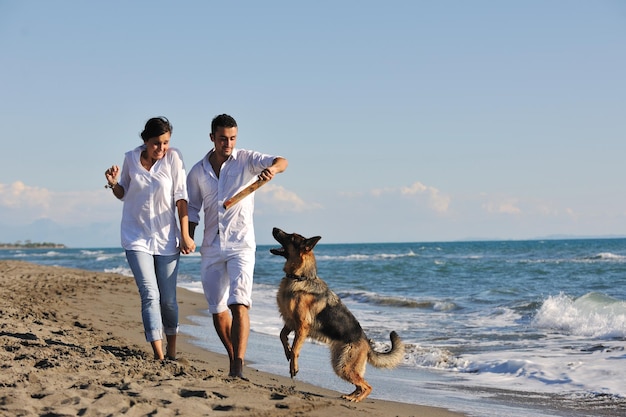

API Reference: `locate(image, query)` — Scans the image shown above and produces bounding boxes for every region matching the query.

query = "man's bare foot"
[228,358,248,380]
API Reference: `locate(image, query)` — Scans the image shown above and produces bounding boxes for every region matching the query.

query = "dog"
[270,227,405,402]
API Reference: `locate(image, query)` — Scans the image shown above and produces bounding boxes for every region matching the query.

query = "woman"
[104,116,195,360]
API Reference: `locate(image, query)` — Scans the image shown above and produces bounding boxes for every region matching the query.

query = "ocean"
[3,238,625,417]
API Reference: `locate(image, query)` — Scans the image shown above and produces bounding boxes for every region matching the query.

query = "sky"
[1,1,625,247]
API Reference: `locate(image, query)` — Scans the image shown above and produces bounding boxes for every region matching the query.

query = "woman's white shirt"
[118,145,188,255]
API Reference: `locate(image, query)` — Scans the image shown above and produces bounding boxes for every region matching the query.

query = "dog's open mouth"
[269,246,286,257]
[270,227,288,257]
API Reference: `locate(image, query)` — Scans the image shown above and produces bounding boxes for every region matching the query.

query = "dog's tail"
[367,331,405,368]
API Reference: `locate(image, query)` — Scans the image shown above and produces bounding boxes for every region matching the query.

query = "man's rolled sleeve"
[187,164,202,224]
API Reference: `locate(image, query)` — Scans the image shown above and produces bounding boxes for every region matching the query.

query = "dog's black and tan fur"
[270,227,404,402]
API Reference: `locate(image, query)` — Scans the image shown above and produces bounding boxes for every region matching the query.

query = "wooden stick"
[223,178,268,210]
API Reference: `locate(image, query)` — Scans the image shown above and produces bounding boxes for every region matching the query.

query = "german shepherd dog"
[270,227,405,402]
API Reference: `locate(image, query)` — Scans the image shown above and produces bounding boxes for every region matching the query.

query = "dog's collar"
[286,273,307,281]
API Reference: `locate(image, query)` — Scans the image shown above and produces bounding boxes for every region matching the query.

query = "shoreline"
[0,260,464,416]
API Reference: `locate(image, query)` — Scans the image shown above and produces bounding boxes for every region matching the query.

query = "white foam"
[533,292,626,339]
[315,250,416,262]
[455,343,626,397]
[104,266,132,277]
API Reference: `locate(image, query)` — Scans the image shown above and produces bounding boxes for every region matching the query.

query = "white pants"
[200,242,255,314]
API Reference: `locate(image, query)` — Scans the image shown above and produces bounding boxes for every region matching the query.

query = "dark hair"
[141,116,172,141]
[211,114,237,134]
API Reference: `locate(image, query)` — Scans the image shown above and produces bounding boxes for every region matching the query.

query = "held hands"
[179,235,196,255]
[105,165,120,187]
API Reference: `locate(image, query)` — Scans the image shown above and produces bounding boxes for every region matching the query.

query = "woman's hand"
[180,235,196,255]
[105,165,120,186]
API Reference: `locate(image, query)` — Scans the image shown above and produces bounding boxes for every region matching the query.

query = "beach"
[0,259,464,417]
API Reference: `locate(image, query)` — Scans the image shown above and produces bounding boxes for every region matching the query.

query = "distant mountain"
[459,233,626,242]
[535,234,626,241]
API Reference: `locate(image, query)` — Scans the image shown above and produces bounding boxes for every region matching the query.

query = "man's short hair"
[211,114,237,134]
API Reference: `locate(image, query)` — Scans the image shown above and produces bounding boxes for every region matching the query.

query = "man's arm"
[189,222,198,240]
[259,157,288,181]
[270,157,288,175]
[186,164,203,241]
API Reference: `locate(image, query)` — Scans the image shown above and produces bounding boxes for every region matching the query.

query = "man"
[187,114,288,379]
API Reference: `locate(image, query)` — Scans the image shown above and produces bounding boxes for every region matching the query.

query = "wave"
[586,252,626,261]
[518,253,626,266]
[178,281,204,294]
[403,343,467,369]
[454,345,626,398]
[104,266,132,277]
[80,249,105,256]
[337,290,459,311]
[315,250,417,262]
[532,292,626,339]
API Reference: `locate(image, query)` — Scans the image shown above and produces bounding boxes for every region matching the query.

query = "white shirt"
[187,148,278,252]
[118,145,188,255]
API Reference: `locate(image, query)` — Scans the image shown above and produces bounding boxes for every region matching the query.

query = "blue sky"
[1,1,625,247]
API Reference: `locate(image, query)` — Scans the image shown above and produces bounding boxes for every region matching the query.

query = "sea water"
[3,238,625,416]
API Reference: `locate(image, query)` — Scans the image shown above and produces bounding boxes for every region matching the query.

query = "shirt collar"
[205,148,239,164]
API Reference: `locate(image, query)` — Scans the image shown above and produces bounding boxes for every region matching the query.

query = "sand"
[0,259,464,417]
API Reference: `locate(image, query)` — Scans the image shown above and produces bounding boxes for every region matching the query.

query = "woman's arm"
[176,199,196,254]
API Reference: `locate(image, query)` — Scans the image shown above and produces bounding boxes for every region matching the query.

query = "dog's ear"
[304,236,322,253]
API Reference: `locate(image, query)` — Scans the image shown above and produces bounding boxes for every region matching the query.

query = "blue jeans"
[125,250,180,342]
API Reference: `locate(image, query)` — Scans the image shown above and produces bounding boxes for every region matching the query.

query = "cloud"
[564,207,578,220]
[0,181,319,228]
[256,184,322,212]
[370,181,451,213]
[0,181,117,224]
[482,199,522,215]
[537,204,559,216]
[480,196,571,217]
[0,181,51,209]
